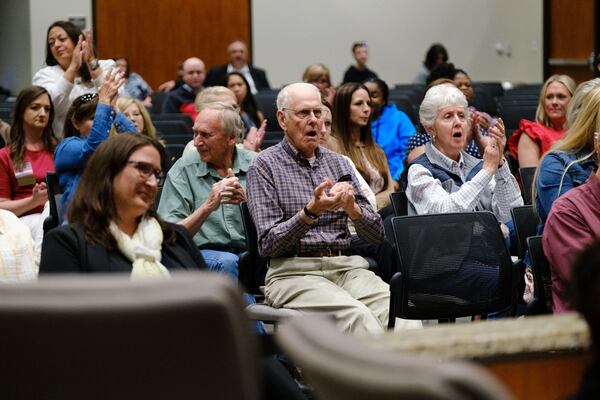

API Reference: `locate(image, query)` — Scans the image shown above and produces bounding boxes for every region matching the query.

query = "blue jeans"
[200,249,265,334]
[200,249,240,279]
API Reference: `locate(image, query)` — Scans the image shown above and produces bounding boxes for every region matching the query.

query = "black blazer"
[204,64,271,91]
[40,223,206,274]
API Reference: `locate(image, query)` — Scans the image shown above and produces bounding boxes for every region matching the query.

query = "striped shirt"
[247,137,383,258]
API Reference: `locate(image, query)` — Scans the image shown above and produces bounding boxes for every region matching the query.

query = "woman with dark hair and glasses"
[54,69,135,221]
[0,85,57,254]
[363,78,416,181]
[33,20,119,136]
[40,133,206,274]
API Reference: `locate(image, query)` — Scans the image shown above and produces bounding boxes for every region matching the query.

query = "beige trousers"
[265,255,390,336]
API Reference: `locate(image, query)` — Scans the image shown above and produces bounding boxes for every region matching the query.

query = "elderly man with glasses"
[246,83,392,335]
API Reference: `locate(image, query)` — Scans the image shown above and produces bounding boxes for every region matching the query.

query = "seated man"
[204,40,270,94]
[342,41,378,84]
[543,133,600,313]
[246,82,390,335]
[158,102,253,278]
[162,57,205,118]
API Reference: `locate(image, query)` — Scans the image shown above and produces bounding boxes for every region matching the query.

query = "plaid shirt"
[247,137,383,258]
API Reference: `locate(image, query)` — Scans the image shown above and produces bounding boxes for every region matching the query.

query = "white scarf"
[109,217,170,280]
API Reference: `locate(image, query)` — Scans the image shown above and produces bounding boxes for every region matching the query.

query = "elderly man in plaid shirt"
[246,83,390,335]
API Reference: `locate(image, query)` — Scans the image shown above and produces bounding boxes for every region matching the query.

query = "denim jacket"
[54,103,136,221]
[535,150,596,230]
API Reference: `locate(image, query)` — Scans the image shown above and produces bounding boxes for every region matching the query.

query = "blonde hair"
[302,63,331,85]
[532,81,600,205]
[112,97,157,139]
[535,74,576,128]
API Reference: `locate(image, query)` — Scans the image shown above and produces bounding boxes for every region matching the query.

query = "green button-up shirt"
[157,147,256,249]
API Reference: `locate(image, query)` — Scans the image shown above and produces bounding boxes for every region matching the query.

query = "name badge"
[14,162,36,187]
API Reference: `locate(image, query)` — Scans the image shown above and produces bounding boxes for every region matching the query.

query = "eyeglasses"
[283,107,323,120]
[79,93,98,103]
[126,160,164,186]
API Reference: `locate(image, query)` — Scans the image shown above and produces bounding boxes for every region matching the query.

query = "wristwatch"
[303,206,319,221]
[88,58,100,71]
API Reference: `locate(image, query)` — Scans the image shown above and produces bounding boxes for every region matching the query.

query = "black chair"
[472,82,504,99]
[388,95,419,126]
[497,105,537,134]
[43,172,63,235]
[254,92,280,132]
[150,113,194,128]
[526,235,553,314]
[153,120,193,137]
[389,212,516,327]
[150,91,167,114]
[238,202,299,323]
[519,166,536,205]
[160,134,192,146]
[510,205,540,260]
[389,191,408,217]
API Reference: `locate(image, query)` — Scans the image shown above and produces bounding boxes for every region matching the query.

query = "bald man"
[204,40,270,94]
[162,57,206,116]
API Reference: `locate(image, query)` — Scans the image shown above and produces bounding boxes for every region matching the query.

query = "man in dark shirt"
[342,42,378,84]
[246,82,390,335]
[162,57,205,117]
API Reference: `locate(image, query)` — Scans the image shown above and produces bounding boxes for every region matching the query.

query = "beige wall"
[251,0,543,88]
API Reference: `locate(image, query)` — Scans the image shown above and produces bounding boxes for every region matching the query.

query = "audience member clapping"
[33,20,118,135]
[0,85,57,253]
[405,84,522,235]
[40,133,206,274]
[54,69,134,222]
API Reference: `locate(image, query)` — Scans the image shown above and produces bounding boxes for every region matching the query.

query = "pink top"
[507,119,565,161]
[0,147,54,215]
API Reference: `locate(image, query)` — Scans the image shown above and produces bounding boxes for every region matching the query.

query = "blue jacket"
[54,103,136,221]
[371,104,416,180]
[535,149,596,230]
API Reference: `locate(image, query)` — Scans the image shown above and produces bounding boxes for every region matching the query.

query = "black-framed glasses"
[126,160,164,186]
[283,107,323,120]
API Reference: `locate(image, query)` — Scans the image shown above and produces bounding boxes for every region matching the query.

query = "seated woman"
[0,85,57,252]
[413,43,448,84]
[331,83,397,210]
[54,69,134,221]
[40,133,206,274]
[114,56,153,106]
[406,84,522,232]
[33,20,117,136]
[302,63,336,106]
[535,79,600,230]
[113,97,158,139]
[406,72,490,164]
[508,74,575,168]
[225,72,265,132]
[363,78,416,181]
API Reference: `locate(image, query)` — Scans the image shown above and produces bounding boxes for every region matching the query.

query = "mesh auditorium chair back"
[391,212,514,321]
[0,273,259,400]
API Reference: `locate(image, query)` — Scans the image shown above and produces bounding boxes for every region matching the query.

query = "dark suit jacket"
[40,223,207,273]
[204,64,271,91]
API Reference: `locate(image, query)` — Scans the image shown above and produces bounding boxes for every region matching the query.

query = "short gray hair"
[201,102,246,142]
[276,83,321,114]
[419,84,469,129]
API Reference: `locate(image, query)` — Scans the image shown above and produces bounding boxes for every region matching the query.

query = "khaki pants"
[265,255,389,336]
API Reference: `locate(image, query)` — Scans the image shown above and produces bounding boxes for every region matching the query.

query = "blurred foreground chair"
[43,171,63,235]
[389,212,516,327]
[277,315,510,400]
[0,272,259,400]
[526,235,553,314]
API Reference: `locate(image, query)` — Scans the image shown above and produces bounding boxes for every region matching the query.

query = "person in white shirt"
[33,20,116,136]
